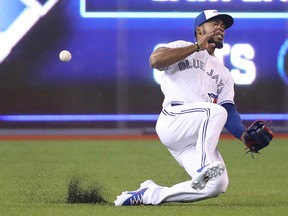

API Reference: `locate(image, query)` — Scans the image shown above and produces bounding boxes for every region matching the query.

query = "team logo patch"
[208,93,218,103]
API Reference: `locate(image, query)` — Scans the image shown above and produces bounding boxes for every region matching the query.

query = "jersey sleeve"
[159,41,193,71]
[217,70,235,106]
[163,40,193,49]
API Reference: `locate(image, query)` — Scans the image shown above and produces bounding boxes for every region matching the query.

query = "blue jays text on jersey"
[178,58,224,95]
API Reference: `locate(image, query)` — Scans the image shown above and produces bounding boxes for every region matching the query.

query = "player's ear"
[196,26,203,36]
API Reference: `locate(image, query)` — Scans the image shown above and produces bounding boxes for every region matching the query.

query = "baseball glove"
[243,120,274,156]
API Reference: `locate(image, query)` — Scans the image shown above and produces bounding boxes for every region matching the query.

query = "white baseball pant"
[143,102,229,205]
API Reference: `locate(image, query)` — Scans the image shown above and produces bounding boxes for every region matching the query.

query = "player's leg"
[156,102,227,175]
[139,145,228,205]
[194,102,228,167]
[115,167,228,206]
[142,169,228,205]
[114,102,228,206]
[165,102,228,192]
[149,102,228,204]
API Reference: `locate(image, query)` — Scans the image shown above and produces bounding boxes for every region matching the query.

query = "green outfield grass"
[0,137,287,216]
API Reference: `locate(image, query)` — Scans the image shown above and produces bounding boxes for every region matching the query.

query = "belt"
[171,102,184,106]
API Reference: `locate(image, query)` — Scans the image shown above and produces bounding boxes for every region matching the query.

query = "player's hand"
[197,26,223,51]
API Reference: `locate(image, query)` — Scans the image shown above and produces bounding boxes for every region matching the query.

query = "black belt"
[171,102,184,107]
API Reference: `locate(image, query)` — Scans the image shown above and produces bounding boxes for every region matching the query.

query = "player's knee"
[212,176,229,196]
[217,177,229,194]
[217,104,228,118]
[212,104,228,124]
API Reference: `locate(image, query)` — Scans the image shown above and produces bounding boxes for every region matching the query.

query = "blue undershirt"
[221,103,246,140]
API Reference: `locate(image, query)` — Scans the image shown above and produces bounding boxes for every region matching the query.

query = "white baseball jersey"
[158,40,235,108]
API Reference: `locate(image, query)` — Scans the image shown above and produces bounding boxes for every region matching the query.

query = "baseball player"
[114,10,270,206]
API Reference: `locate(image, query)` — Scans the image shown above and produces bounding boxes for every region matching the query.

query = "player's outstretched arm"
[150,26,223,70]
[149,45,199,70]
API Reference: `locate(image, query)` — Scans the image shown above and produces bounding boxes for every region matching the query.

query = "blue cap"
[194,10,234,31]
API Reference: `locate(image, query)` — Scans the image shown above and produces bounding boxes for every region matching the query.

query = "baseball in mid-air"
[59,50,72,62]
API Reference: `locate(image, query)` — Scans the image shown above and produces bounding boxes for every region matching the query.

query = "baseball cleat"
[114,180,155,206]
[191,161,225,191]
[114,188,148,206]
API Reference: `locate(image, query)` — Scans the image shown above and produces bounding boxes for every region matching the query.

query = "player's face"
[202,19,225,49]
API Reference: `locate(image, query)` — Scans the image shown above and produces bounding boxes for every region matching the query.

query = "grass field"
[0,136,287,216]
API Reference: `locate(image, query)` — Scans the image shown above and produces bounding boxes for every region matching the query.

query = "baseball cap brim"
[208,14,234,29]
[194,10,234,31]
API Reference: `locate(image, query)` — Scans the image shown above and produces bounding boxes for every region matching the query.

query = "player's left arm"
[218,72,273,152]
[218,70,246,141]
[221,103,246,140]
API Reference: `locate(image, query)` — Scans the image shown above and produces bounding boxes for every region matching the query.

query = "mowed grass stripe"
[0,139,287,216]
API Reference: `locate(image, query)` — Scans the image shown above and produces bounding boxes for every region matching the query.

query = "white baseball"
[59,50,72,62]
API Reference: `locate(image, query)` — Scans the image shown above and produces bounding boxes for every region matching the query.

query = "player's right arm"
[149,45,199,70]
[150,26,223,70]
